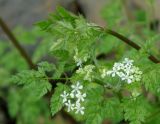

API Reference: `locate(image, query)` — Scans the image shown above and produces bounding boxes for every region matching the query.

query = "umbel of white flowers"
[60,82,86,115]
[103,58,142,84]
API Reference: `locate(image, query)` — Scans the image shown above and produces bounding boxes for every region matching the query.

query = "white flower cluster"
[106,58,142,84]
[60,82,86,115]
[73,48,89,67]
[76,65,95,81]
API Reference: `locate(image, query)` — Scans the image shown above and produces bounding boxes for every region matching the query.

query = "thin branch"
[0,17,35,69]
[105,29,141,50]
[103,28,160,63]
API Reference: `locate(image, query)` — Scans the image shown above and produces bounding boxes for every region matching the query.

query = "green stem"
[46,77,71,80]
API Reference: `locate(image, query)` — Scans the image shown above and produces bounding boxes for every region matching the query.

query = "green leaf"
[38,61,55,73]
[50,38,64,51]
[54,6,77,22]
[12,67,52,99]
[85,114,103,124]
[102,98,123,123]
[142,64,160,93]
[122,97,151,124]
[11,70,39,85]
[36,20,52,30]
[50,83,69,116]
[7,89,21,118]
[53,62,65,79]
[51,49,70,61]
[84,83,104,124]
[8,88,50,124]
[29,79,52,99]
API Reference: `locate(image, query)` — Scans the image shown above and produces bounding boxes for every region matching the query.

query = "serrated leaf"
[12,67,52,99]
[50,83,69,116]
[102,98,123,123]
[31,79,52,99]
[53,62,65,79]
[51,49,70,61]
[7,89,21,118]
[122,97,151,124]
[85,114,103,124]
[36,20,52,30]
[143,64,160,93]
[38,61,55,73]
[84,84,104,124]
[50,39,64,51]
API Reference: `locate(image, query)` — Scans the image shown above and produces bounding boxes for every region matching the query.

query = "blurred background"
[1,0,159,28]
[0,0,160,124]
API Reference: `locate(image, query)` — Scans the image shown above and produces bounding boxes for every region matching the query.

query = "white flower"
[65,100,75,112]
[73,48,83,67]
[77,60,82,67]
[107,63,123,77]
[113,62,123,70]
[123,58,134,67]
[107,58,142,84]
[71,82,83,94]
[76,92,86,102]
[116,71,125,77]
[60,91,69,103]
[73,48,89,67]
[121,74,134,84]
[61,82,86,115]
[75,102,85,115]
